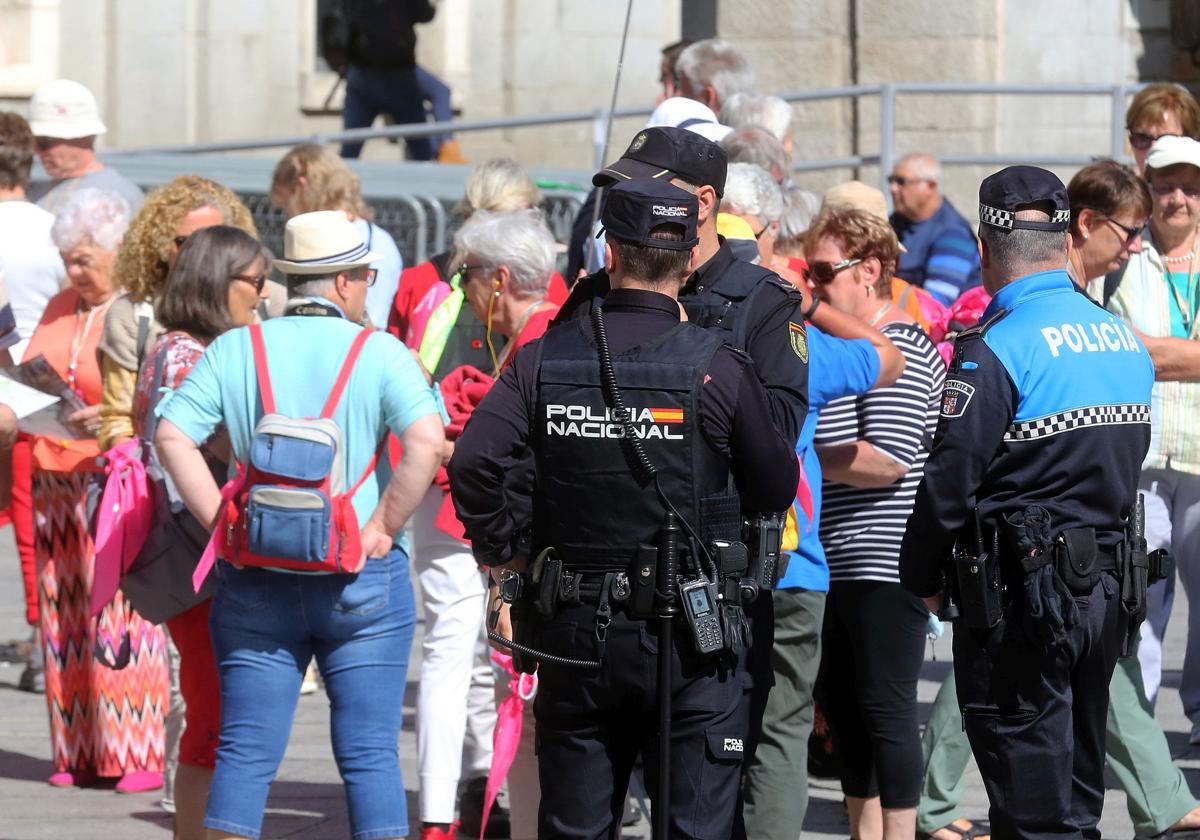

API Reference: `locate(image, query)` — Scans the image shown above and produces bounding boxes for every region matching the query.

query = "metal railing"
[108,82,1145,196]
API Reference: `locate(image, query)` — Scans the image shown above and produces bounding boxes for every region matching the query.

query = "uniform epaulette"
[763,272,801,298]
[956,307,1010,341]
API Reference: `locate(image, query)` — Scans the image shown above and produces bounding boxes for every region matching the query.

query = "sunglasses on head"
[803,258,862,285]
[1128,129,1180,151]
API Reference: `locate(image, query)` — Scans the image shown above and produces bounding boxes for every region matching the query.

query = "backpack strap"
[248,323,277,415]
[320,328,373,419]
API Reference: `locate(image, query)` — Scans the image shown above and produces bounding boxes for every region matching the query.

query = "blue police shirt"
[900,269,1154,597]
[778,326,880,591]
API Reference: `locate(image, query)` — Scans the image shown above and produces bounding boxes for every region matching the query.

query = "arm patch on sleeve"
[941,379,975,418]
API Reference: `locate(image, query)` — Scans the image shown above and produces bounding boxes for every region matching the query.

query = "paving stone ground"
[0,529,1194,838]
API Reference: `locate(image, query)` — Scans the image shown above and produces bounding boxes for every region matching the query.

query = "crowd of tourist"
[2,31,1200,840]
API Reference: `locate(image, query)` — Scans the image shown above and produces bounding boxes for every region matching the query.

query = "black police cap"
[593,126,729,197]
[978,165,1071,232]
[599,179,700,251]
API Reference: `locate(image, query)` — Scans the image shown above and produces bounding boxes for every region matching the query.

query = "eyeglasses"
[1151,181,1200,199]
[230,273,268,294]
[1099,217,1144,248]
[1128,129,1180,151]
[458,263,487,282]
[803,258,863,285]
[357,267,378,288]
[887,175,929,187]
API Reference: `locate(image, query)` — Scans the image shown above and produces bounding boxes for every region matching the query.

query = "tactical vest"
[532,317,741,569]
[681,258,794,351]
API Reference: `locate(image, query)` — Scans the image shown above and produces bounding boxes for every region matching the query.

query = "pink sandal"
[115,771,163,794]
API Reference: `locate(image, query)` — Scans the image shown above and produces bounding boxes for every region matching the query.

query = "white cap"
[273,211,382,275]
[645,97,734,144]
[1145,135,1200,174]
[29,79,107,140]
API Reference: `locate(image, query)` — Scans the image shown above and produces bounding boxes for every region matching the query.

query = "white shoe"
[300,662,320,695]
[1189,719,1200,745]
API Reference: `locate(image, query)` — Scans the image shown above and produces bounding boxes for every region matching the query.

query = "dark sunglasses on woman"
[803,258,863,286]
[1128,129,1180,151]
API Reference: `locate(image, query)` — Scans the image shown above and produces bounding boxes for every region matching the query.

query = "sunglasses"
[230,273,269,294]
[804,258,862,285]
[1128,129,1180,151]
[1151,181,1200,199]
[358,267,378,288]
[458,263,487,281]
[1099,217,1144,248]
[887,175,928,187]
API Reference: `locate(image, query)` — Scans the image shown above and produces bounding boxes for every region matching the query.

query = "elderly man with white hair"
[723,126,791,184]
[887,152,980,305]
[722,92,795,157]
[674,38,755,116]
[25,80,143,215]
[721,162,785,267]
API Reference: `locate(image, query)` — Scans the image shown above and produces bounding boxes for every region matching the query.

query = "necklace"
[67,296,115,396]
[494,298,547,373]
[1163,250,1196,264]
[867,301,891,326]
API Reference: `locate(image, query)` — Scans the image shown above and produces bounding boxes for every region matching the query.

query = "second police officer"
[900,167,1156,839]
[448,178,798,839]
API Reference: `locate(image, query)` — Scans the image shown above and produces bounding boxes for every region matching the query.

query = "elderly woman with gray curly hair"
[15,188,170,794]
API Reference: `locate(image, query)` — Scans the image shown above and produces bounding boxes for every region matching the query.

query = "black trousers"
[816,579,926,807]
[532,603,749,840]
[954,574,1122,840]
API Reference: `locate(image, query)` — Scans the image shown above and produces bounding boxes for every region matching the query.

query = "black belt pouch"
[1056,527,1099,597]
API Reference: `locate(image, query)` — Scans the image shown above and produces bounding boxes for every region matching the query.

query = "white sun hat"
[273,211,382,275]
[29,79,108,140]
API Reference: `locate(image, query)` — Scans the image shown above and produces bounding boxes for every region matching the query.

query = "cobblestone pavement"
[0,531,1194,838]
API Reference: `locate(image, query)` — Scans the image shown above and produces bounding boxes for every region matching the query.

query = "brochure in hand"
[0,355,90,439]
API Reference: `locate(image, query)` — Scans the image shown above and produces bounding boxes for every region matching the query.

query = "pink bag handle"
[91,440,153,618]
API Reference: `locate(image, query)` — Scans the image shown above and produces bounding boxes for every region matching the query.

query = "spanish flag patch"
[648,408,684,424]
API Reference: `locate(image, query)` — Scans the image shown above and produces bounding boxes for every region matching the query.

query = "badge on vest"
[545,403,684,440]
[788,321,809,362]
[941,379,975,419]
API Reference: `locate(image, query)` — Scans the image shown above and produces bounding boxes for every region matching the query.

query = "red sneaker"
[419,824,459,840]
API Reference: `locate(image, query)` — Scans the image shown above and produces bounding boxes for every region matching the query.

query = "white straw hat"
[29,79,107,140]
[273,211,381,275]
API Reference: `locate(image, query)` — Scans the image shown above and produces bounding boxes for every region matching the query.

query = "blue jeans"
[204,548,416,840]
[342,64,433,160]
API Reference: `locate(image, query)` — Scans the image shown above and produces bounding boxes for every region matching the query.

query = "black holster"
[951,539,1004,630]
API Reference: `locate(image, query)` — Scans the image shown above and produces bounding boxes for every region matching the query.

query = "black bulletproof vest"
[532,316,741,568]
[682,259,781,351]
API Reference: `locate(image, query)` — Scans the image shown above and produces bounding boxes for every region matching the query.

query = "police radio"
[678,574,724,655]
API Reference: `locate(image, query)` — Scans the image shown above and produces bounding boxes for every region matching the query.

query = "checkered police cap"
[978,165,1071,232]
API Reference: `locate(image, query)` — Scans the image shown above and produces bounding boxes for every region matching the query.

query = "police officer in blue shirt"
[900,166,1155,840]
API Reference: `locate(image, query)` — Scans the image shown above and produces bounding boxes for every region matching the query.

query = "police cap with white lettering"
[978,165,1071,232]
[599,179,700,251]
[593,126,729,197]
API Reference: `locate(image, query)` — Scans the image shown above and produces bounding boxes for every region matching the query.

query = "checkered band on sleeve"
[1003,403,1151,442]
[1052,209,1071,225]
[979,203,1013,229]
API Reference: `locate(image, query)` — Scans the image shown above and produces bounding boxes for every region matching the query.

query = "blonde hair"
[270,143,373,221]
[459,158,541,217]
[113,175,257,302]
[805,206,901,295]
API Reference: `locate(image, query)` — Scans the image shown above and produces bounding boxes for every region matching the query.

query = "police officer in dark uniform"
[448,179,798,840]
[557,126,810,449]
[899,166,1156,840]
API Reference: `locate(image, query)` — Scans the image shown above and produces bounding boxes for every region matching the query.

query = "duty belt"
[561,568,744,609]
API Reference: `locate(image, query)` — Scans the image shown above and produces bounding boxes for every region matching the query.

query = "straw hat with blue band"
[273,210,382,275]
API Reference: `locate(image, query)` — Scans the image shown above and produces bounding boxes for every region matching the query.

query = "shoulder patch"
[940,378,975,418]
[788,321,809,362]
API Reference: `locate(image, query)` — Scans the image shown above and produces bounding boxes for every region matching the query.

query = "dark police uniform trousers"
[900,270,1154,840]
[447,287,800,840]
